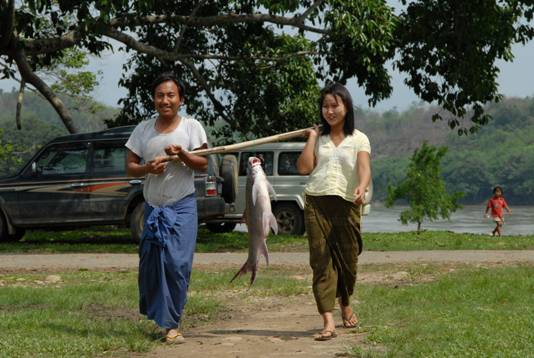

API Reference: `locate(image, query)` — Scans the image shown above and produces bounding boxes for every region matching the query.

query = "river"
[233,204,534,235]
[363,204,534,235]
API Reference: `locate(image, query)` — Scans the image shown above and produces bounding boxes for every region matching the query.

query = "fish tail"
[230,260,258,285]
[250,267,257,286]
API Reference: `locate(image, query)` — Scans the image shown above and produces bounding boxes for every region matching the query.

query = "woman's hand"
[303,124,320,139]
[353,185,367,205]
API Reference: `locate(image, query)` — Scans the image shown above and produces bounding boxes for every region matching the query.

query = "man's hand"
[165,144,182,156]
[146,157,167,175]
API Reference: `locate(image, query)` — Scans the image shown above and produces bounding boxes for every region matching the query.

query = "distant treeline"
[0,89,117,176]
[359,97,534,204]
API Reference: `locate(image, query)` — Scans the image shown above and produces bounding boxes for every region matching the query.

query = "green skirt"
[304,195,362,313]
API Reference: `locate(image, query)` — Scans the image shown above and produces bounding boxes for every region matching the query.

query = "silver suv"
[206,142,308,235]
[205,142,373,236]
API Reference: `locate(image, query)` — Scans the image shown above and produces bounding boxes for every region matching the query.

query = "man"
[125,72,208,344]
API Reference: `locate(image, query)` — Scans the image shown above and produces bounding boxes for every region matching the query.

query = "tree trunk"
[417,221,421,234]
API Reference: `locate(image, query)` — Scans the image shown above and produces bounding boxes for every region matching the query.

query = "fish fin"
[259,239,270,267]
[267,212,278,235]
[267,182,277,201]
[262,212,276,237]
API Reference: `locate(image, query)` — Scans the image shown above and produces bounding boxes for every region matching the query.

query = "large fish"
[231,156,278,285]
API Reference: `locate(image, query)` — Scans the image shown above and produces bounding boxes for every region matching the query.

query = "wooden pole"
[161,126,315,162]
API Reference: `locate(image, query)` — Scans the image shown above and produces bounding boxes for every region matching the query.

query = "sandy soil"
[1,250,534,273]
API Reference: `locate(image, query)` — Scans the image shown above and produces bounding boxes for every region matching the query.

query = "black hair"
[151,72,186,99]
[319,82,355,136]
[493,186,503,194]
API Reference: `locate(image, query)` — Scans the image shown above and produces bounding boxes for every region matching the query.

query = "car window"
[239,151,274,176]
[278,152,301,175]
[93,144,127,176]
[35,144,88,176]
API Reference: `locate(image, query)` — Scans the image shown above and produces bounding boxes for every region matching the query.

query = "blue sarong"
[138,193,197,329]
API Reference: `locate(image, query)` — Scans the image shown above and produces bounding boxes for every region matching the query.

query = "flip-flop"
[314,330,337,341]
[342,313,359,328]
[165,331,185,344]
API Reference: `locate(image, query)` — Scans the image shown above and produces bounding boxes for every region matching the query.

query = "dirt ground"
[1,250,533,273]
[3,251,533,357]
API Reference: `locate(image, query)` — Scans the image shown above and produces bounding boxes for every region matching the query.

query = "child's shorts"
[493,216,504,224]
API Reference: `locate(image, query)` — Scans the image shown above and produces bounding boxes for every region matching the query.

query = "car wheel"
[0,213,8,242]
[130,201,145,243]
[273,203,304,236]
[220,155,238,203]
[206,222,237,233]
[8,228,26,242]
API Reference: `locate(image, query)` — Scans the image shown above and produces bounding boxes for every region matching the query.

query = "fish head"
[247,156,265,177]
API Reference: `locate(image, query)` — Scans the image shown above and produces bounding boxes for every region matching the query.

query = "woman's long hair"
[319,82,355,136]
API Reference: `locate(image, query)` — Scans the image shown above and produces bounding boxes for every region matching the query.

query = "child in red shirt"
[485,186,512,236]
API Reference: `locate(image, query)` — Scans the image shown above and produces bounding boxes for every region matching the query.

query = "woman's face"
[322,94,347,129]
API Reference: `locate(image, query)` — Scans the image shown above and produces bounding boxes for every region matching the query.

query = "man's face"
[154,80,181,120]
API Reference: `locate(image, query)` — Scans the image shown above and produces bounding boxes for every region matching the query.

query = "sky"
[2,15,534,113]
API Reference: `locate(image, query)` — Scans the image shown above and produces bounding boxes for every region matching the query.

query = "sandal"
[342,313,359,328]
[314,330,337,341]
[165,331,185,344]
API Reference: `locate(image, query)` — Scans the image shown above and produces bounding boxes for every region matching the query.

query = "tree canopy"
[1,0,534,137]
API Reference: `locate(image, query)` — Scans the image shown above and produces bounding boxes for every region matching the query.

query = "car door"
[271,150,308,197]
[13,142,91,226]
[84,140,135,222]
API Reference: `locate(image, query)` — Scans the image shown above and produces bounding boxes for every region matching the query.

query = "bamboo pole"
[161,126,316,162]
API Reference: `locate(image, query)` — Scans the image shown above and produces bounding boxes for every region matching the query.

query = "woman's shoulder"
[350,129,370,142]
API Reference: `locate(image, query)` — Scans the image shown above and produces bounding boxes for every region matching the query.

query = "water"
[363,204,534,235]
[234,204,534,235]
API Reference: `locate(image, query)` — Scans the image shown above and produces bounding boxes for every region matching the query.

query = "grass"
[0,227,533,254]
[0,267,308,357]
[351,265,534,357]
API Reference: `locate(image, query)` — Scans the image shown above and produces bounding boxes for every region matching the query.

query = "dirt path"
[3,251,533,357]
[139,295,365,358]
[1,250,533,272]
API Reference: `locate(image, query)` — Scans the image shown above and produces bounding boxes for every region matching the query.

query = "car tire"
[0,213,8,242]
[0,212,23,242]
[130,201,145,243]
[8,228,26,242]
[220,155,238,203]
[273,203,304,236]
[206,222,237,233]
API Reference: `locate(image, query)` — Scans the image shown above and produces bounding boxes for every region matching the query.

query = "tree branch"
[16,77,24,130]
[175,0,207,51]
[110,13,329,34]
[297,0,324,23]
[12,48,78,133]
[181,58,234,127]
[22,30,82,55]
[0,0,15,48]
[104,27,315,62]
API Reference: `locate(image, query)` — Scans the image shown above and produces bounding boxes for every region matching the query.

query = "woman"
[125,72,208,344]
[297,82,371,341]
